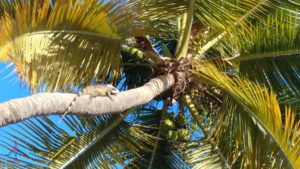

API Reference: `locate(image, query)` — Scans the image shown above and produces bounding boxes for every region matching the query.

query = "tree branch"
[0,75,175,127]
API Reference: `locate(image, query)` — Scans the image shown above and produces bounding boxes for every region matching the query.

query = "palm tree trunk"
[0,75,175,127]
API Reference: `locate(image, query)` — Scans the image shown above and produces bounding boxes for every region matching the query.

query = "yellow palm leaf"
[193,60,300,168]
[0,0,163,91]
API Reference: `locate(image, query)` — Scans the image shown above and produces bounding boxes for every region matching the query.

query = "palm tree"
[0,0,299,168]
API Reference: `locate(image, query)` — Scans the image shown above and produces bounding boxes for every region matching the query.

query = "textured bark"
[0,75,175,127]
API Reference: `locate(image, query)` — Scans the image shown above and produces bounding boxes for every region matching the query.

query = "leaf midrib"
[0,30,122,56]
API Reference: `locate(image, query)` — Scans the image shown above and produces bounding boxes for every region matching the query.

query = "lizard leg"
[106,92,113,100]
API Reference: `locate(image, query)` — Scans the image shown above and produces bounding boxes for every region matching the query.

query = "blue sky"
[0,62,31,103]
[0,62,31,162]
[0,62,76,167]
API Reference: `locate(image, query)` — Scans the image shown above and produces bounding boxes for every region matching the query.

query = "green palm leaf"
[230,11,300,107]
[191,0,300,59]
[126,0,188,21]
[0,0,167,92]
[183,95,230,168]
[188,0,274,59]
[193,60,300,168]
[180,141,226,169]
[0,111,157,168]
[279,93,300,110]
[195,0,271,31]
[0,0,123,91]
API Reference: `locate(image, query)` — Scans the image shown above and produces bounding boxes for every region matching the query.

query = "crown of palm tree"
[0,0,299,168]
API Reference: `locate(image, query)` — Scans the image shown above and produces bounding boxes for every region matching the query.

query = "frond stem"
[226,49,300,62]
[59,109,132,169]
[184,95,231,168]
[193,76,294,168]
[50,137,76,162]
[0,30,122,57]
[130,37,163,63]
[196,32,227,58]
[147,100,170,169]
[175,0,194,58]
[194,0,270,59]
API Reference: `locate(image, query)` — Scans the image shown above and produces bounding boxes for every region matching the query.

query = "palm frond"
[183,95,229,168]
[230,11,300,107]
[0,0,19,15]
[191,0,300,59]
[195,0,271,31]
[125,0,192,41]
[212,95,300,168]
[279,93,300,110]
[125,0,188,21]
[233,11,300,60]
[0,111,157,168]
[0,156,44,169]
[178,141,226,169]
[0,0,123,91]
[193,60,300,168]
[188,0,273,59]
[0,0,174,92]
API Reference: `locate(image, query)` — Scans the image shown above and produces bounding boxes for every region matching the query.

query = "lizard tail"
[58,93,81,123]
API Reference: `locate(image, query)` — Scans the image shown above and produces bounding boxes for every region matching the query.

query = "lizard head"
[106,84,120,95]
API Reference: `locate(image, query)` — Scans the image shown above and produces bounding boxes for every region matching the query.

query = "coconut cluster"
[161,113,190,142]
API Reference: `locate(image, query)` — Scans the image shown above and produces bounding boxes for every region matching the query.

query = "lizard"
[58,84,120,123]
